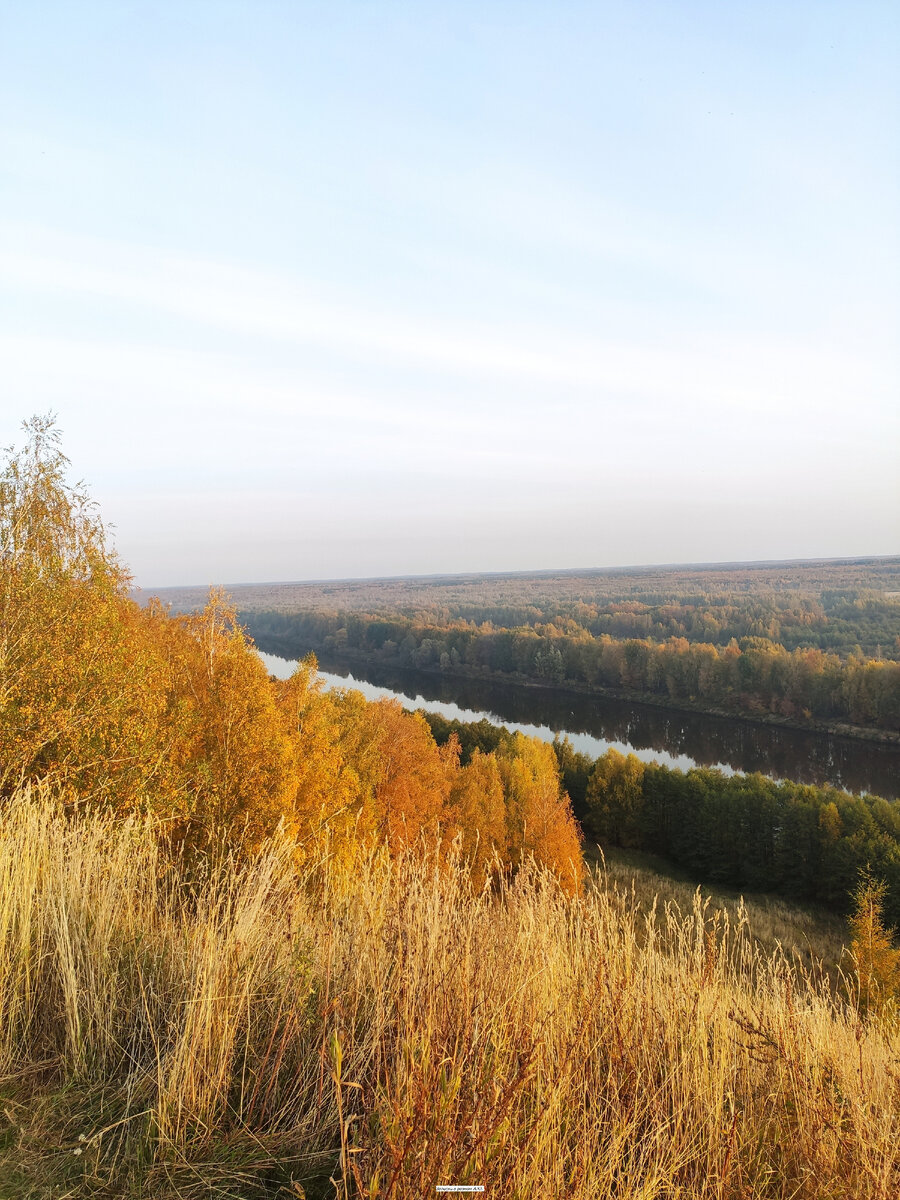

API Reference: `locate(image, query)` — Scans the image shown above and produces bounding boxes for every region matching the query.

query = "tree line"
[153,559,900,660]
[421,711,900,928]
[154,556,900,641]
[244,609,900,733]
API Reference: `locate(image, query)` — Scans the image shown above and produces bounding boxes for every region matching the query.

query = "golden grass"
[591,845,850,973]
[0,787,898,1198]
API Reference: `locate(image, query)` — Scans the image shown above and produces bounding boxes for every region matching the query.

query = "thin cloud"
[1,224,889,421]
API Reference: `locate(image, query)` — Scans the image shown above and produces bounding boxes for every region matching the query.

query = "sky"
[1,1,898,588]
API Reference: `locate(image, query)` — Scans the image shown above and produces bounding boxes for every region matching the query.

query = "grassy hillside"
[592,845,849,975]
[1,789,897,1199]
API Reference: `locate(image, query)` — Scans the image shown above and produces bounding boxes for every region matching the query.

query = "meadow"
[2,787,899,1199]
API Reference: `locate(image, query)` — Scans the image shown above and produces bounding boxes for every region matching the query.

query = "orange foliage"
[1,416,586,890]
[497,734,584,893]
[0,416,168,804]
[274,658,380,852]
[361,701,453,851]
[159,591,295,848]
[446,747,508,886]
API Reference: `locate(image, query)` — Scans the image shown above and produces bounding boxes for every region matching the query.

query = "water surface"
[257,650,900,799]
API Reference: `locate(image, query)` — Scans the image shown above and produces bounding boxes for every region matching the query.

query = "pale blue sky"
[2,1,897,586]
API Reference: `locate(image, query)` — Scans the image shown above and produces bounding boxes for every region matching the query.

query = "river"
[257,649,900,800]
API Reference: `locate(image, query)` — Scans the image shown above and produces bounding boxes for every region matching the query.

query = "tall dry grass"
[593,846,850,974]
[0,786,898,1198]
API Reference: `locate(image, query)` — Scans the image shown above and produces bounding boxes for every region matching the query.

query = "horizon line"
[134,551,900,595]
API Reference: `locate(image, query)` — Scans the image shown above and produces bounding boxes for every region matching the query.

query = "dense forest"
[152,557,900,652]
[149,560,900,737]
[155,559,900,656]
[423,713,900,927]
[241,607,900,734]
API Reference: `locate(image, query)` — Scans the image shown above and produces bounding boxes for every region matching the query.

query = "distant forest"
[155,556,900,660]
[164,560,900,737]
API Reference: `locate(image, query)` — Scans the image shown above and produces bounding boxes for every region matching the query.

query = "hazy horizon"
[3,2,897,588]
[139,551,900,597]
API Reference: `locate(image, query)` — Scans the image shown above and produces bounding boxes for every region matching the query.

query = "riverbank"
[248,631,900,748]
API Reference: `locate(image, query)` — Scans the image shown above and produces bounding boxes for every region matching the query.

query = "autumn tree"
[849,872,900,1015]
[497,733,584,892]
[158,590,296,849]
[584,748,645,847]
[362,700,453,851]
[552,734,593,816]
[273,656,389,855]
[0,415,167,803]
[446,746,508,886]
[0,416,589,889]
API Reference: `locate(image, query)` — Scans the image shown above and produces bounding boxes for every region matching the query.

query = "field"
[2,787,897,1199]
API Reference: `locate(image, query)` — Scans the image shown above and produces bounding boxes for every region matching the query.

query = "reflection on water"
[257,649,900,800]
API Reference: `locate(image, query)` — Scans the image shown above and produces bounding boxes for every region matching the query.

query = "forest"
[4,417,900,1198]
[422,713,900,927]
[150,551,900,736]
[152,555,900,662]
[240,605,900,734]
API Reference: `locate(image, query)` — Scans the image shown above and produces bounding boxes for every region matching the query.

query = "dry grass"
[0,787,898,1198]
[591,845,850,974]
